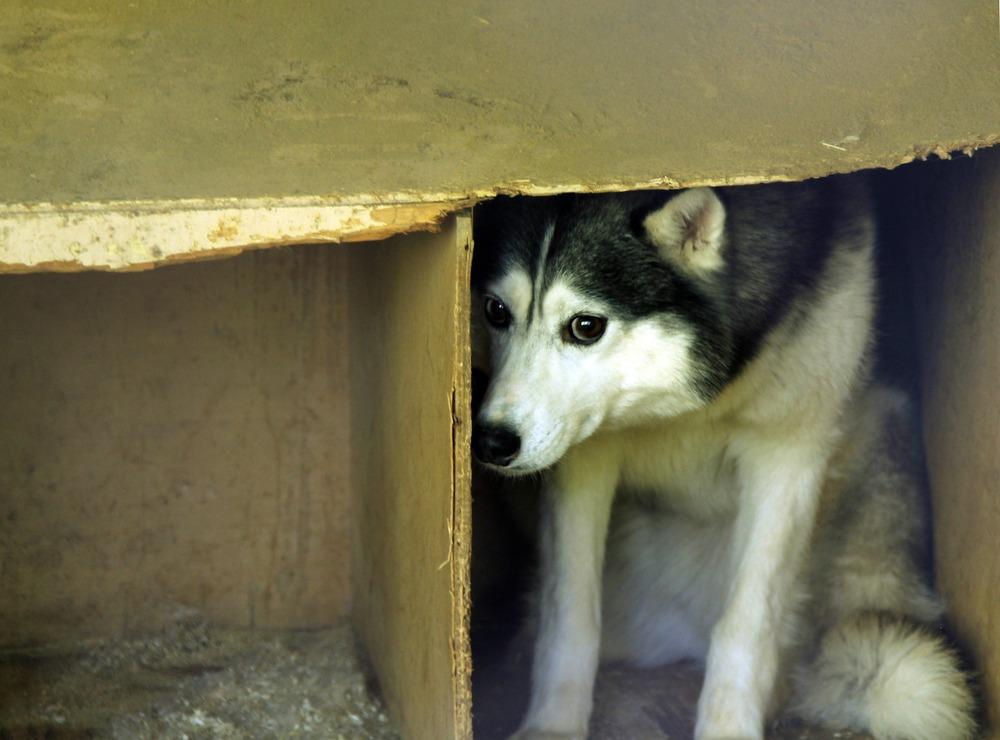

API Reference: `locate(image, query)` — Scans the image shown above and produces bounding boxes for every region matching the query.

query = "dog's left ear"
[642,187,726,274]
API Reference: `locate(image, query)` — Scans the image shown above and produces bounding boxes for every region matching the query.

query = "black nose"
[472,422,521,467]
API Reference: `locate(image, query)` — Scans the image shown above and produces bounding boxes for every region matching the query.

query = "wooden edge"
[449,212,474,739]
[0,200,461,273]
[4,138,998,275]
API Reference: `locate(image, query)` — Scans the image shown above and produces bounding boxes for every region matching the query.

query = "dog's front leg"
[512,443,620,740]
[695,436,827,740]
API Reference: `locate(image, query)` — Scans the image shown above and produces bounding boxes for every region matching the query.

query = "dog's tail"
[793,612,976,740]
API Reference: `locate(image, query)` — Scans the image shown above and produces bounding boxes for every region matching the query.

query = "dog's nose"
[472,422,521,467]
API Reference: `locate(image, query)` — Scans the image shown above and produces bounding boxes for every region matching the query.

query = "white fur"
[794,616,976,740]
[517,441,619,738]
[532,221,556,320]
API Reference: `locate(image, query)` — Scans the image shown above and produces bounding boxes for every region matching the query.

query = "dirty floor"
[0,614,869,739]
[0,617,396,739]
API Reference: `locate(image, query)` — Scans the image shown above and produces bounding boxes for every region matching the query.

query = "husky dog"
[471,181,976,740]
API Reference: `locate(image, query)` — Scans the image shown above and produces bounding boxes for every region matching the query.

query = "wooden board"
[0,244,353,646]
[347,215,473,739]
[0,200,456,273]
[911,148,1000,738]
[2,0,1000,271]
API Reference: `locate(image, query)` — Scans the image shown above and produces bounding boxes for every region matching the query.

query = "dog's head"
[471,189,732,474]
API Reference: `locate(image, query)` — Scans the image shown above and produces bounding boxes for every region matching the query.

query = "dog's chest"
[616,420,740,520]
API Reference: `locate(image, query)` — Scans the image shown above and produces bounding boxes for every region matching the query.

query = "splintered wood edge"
[449,212,474,740]
[0,199,464,273]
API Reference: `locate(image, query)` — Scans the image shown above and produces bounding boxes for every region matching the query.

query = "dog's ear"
[642,188,726,274]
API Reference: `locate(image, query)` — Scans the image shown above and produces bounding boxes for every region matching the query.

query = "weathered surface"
[2,0,999,270]
[0,200,455,272]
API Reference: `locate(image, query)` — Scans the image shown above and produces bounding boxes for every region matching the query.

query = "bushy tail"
[794,613,977,740]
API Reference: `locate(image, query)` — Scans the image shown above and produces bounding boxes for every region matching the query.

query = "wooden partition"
[347,215,473,740]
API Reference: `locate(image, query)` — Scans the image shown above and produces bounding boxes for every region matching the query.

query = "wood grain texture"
[0,244,352,647]
[912,149,1000,738]
[347,216,472,740]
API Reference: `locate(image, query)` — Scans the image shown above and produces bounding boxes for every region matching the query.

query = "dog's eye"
[566,315,607,345]
[484,295,511,329]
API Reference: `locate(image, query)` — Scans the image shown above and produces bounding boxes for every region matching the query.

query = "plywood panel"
[2,1,999,270]
[912,149,1000,737]
[348,216,472,740]
[0,245,352,647]
[3,0,998,206]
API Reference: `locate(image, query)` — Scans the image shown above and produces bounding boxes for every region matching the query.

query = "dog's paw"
[507,732,585,740]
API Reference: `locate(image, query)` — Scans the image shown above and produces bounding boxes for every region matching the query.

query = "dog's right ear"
[641,188,726,275]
